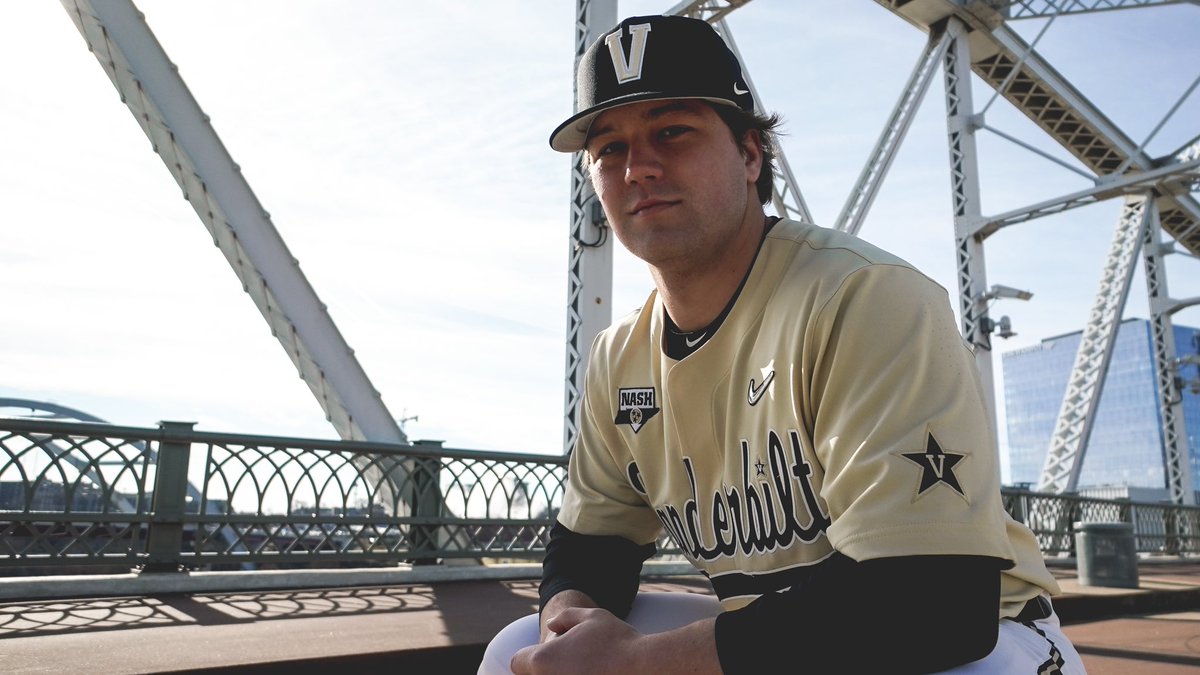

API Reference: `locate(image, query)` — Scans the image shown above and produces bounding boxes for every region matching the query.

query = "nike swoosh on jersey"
[747,370,775,406]
[685,333,707,348]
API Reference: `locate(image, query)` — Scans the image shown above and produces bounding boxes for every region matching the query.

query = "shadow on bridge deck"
[1,559,1198,674]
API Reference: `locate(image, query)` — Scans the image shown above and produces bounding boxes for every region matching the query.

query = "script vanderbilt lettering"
[655,429,830,563]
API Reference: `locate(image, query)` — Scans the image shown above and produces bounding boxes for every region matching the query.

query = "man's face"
[584,99,761,273]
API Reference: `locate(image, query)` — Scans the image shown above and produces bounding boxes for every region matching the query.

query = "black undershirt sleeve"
[541,522,1002,673]
[539,520,657,619]
[714,553,1005,674]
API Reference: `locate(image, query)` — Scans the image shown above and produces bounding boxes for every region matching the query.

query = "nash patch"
[615,387,660,433]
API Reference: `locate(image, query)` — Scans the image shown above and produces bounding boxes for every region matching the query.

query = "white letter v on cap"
[605,23,652,83]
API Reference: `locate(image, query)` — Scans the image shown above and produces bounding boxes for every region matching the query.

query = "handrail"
[0,419,570,571]
[2,419,1196,577]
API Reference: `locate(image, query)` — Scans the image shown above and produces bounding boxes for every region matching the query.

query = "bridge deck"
[1,561,1198,673]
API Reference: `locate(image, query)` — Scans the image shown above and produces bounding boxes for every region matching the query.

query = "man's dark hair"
[710,103,783,205]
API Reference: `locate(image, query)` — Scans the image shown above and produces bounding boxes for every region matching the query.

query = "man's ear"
[739,128,764,186]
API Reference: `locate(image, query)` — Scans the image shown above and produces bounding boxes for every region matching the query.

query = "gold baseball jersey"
[558,218,1060,617]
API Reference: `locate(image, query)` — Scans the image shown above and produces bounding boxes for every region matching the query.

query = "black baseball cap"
[549,15,755,153]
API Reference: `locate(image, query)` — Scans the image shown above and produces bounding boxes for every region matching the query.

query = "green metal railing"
[2,418,1198,574]
[1003,488,1200,556]
[0,419,567,571]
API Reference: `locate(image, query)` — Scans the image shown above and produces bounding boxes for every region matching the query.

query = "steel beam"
[971,157,1200,237]
[875,0,1200,254]
[873,0,1200,494]
[1142,217,1196,504]
[837,28,950,235]
[1170,133,1200,163]
[1037,195,1152,492]
[975,23,1200,254]
[670,2,811,224]
[666,0,753,22]
[985,0,1190,20]
[562,0,617,454]
[712,19,814,224]
[943,18,1002,446]
[59,0,405,445]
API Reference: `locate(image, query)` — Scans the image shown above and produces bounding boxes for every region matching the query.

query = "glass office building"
[1003,319,1200,490]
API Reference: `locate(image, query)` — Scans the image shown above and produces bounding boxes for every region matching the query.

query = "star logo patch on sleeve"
[899,432,967,500]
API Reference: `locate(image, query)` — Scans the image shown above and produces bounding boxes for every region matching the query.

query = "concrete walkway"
[1049,560,1200,673]
[0,560,1198,673]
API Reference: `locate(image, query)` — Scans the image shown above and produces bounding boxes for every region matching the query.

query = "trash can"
[1074,521,1138,588]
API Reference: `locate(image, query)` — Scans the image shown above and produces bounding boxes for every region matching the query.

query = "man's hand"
[511,606,646,675]
[536,589,597,642]
[511,592,722,675]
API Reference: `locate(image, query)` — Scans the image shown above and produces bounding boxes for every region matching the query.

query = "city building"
[1002,318,1200,492]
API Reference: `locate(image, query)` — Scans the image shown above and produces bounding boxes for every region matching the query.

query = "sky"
[2,1,1198,476]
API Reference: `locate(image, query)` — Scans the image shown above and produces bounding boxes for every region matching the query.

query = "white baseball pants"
[478,591,1086,674]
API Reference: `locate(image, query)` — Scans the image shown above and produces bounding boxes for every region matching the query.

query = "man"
[482,14,1085,675]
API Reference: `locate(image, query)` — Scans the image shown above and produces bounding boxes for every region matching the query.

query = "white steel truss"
[711,20,814,225]
[1143,217,1199,504]
[1037,195,1153,492]
[977,22,1200,253]
[868,0,1199,502]
[665,0,753,23]
[879,0,1200,254]
[563,0,618,455]
[970,18,1200,496]
[836,27,951,235]
[987,0,1194,20]
[672,2,812,224]
[971,158,1200,237]
[1174,134,1200,163]
[59,0,407,446]
[943,18,1001,445]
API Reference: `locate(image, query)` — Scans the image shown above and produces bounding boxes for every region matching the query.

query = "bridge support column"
[942,18,998,447]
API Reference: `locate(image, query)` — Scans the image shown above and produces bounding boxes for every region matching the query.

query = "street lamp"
[976,284,1033,340]
[978,284,1034,302]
